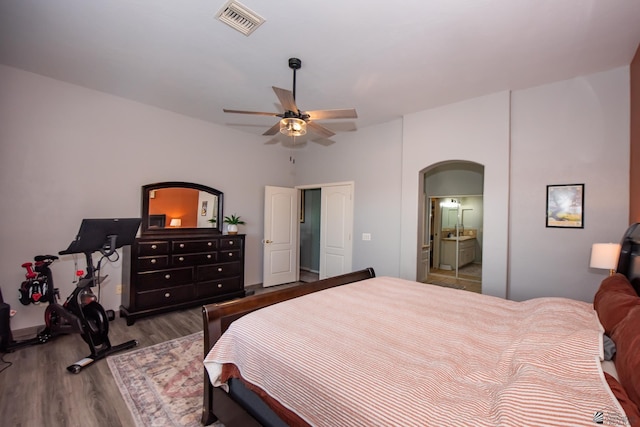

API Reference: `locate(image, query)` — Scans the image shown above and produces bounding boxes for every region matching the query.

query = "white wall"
[401,92,511,298]
[1,64,631,331]
[294,119,404,277]
[0,65,293,330]
[509,67,630,302]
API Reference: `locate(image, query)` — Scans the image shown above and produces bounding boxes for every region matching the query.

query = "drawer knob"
[178,257,184,262]
[217,283,222,288]
[218,267,223,272]
[164,292,171,298]
[151,259,156,264]
[151,244,157,249]
[228,252,233,257]
[229,241,234,245]
[208,242,212,246]
[180,243,185,248]
[165,274,171,279]
[207,254,212,259]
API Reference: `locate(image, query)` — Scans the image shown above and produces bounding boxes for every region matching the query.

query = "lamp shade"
[589,243,621,270]
[169,218,182,227]
[280,117,307,137]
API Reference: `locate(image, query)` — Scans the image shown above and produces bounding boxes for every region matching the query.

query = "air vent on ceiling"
[216,0,265,36]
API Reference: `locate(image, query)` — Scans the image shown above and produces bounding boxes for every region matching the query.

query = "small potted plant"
[224,214,245,235]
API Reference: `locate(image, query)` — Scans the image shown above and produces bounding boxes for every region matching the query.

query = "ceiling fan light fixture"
[280,117,307,137]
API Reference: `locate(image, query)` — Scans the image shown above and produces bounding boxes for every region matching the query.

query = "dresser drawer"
[137,267,193,291]
[135,284,194,310]
[197,261,241,281]
[138,241,170,256]
[173,239,218,254]
[122,233,244,326]
[196,277,243,299]
[220,237,242,249]
[172,252,218,266]
[218,249,241,263]
[138,255,169,271]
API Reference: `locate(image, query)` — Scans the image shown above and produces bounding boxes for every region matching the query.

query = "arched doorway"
[418,161,484,292]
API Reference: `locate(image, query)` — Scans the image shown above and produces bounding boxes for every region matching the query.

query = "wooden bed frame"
[200,223,640,426]
[201,267,376,426]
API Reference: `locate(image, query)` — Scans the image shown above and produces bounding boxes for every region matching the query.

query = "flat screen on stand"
[60,218,141,255]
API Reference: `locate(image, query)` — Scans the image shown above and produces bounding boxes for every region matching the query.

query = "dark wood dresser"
[120,232,245,325]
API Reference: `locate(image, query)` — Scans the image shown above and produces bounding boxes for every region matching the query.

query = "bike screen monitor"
[60,218,141,255]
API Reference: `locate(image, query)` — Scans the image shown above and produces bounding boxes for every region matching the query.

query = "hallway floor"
[427,262,482,293]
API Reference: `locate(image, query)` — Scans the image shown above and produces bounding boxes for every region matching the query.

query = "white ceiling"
[1,0,639,145]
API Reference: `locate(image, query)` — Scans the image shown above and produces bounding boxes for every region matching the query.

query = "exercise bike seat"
[34,255,59,262]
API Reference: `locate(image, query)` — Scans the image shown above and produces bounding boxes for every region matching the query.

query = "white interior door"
[263,186,298,287]
[319,184,353,279]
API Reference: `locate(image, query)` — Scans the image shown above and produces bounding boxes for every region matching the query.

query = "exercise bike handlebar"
[100,235,118,257]
[59,235,118,258]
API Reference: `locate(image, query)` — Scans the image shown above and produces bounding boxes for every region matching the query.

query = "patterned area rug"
[108,332,221,427]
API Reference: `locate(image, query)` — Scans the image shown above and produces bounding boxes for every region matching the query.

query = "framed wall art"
[546,184,584,228]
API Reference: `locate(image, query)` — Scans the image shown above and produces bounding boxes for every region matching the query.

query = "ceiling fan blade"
[223,109,281,117]
[305,108,358,120]
[272,87,299,114]
[263,122,281,136]
[307,121,335,139]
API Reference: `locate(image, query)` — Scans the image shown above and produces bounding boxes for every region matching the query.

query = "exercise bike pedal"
[105,309,115,321]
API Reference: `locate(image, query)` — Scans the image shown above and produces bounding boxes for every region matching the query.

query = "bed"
[201,223,640,426]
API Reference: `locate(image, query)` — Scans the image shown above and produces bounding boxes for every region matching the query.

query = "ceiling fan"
[223,58,357,140]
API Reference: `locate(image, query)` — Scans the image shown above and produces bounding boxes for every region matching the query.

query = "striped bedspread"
[204,276,627,426]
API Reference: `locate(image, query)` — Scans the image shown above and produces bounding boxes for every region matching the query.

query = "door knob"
[264,239,272,244]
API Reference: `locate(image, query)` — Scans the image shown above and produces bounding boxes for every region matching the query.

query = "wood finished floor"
[0,280,306,427]
[0,306,202,427]
[427,262,482,293]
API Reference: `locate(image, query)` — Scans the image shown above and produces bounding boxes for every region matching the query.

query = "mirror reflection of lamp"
[589,243,621,276]
[441,198,459,208]
[169,218,182,227]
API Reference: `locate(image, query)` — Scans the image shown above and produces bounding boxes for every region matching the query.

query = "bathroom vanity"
[440,236,476,270]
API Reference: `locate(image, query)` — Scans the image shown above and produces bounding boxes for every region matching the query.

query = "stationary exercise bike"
[3,218,141,373]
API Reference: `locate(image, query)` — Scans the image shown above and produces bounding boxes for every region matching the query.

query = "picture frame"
[546,184,584,228]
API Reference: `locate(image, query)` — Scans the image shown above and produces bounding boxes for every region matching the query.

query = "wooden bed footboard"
[201,267,376,426]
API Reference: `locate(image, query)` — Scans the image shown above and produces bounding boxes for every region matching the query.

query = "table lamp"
[589,243,621,276]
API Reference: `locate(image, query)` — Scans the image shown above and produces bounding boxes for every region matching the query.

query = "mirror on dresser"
[121,182,245,325]
[141,182,224,234]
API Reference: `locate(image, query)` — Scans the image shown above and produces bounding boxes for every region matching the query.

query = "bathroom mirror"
[141,182,223,235]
